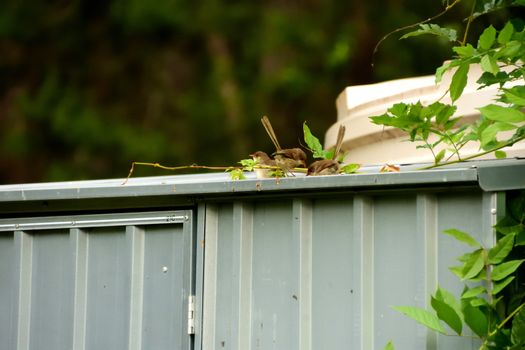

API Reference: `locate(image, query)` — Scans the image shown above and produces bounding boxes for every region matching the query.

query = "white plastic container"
[326,64,525,165]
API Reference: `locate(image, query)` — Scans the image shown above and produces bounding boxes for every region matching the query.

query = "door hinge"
[187,295,195,335]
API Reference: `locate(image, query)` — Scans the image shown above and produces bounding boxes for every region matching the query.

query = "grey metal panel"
[141,224,188,350]
[201,189,500,350]
[85,226,131,350]
[250,200,298,350]
[0,210,193,350]
[0,233,16,350]
[311,198,354,350]
[29,230,74,350]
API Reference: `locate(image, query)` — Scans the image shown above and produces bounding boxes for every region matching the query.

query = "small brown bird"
[261,116,307,172]
[307,125,346,176]
[250,150,276,178]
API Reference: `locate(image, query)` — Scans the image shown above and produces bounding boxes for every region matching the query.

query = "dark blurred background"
[0,0,515,183]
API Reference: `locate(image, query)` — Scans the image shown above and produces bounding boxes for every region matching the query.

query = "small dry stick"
[122,162,238,185]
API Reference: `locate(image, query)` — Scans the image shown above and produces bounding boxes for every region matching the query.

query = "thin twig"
[420,134,525,169]
[371,0,462,67]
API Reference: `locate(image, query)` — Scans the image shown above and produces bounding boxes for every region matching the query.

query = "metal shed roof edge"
[0,159,523,203]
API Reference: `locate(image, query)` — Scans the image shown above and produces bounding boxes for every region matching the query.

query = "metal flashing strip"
[0,159,523,204]
[0,211,188,232]
[0,168,481,202]
[476,161,525,191]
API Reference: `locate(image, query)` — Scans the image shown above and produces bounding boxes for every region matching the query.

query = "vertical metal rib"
[353,196,374,350]
[232,202,254,350]
[293,199,312,350]
[71,228,88,350]
[417,194,438,350]
[202,204,219,350]
[481,192,500,248]
[127,225,145,350]
[14,231,32,350]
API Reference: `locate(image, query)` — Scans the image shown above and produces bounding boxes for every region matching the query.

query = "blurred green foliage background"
[0,0,513,183]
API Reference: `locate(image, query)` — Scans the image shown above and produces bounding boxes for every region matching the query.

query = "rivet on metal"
[162,266,168,273]
[491,208,497,215]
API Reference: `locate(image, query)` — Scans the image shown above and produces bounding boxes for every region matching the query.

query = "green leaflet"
[479,104,525,123]
[480,121,517,148]
[462,303,488,338]
[488,233,515,264]
[443,228,481,248]
[492,275,515,295]
[491,259,525,281]
[340,163,360,174]
[480,55,499,75]
[392,306,446,334]
[494,150,507,159]
[400,23,457,42]
[461,249,485,280]
[461,285,486,299]
[303,122,330,159]
[478,25,497,50]
[511,306,525,346]
[450,63,469,103]
[497,22,514,45]
[502,87,525,107]
[383,341,395,350]
[431,296,463,335]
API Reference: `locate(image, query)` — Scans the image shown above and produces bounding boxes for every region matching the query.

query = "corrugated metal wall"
[0,165,513,350]
[201,190,498,350]
[0,211,194,350]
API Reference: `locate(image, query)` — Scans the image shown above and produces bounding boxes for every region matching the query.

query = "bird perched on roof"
[307,125,346,176]
[249,150,276,178]
[261,116,307,173]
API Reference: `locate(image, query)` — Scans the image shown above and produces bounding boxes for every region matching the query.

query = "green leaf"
[228,168,246,180]
[436,61,454,83]
[478,25,497,50]
[462,285,486,299]
[462,249,485,280]
[462,302,488,337]
[383,340,395,350]
[431,296,463,335]
[498,22,514,44]
[443,228,481,248]
[477,71,510,88]
[493,275,515,295]
[480,55,499,75]
[453,44,476,58]
[450,63,469,103]
[479,104,525,123]
[489,233,515,264]
[449,265,464,279]
[400,24,457,41]
[511,306,525,345]
[492,259,525,281]
[436,287,462,318]
[392,306,446,334]
[495,150,507,159]
[502,86,525,107]
[434,149,446,164]
[480,121,517,148]
[340,163,360,174]
[303,122,329,159]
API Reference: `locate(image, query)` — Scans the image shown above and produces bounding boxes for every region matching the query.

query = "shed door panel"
[0,210,194,350]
